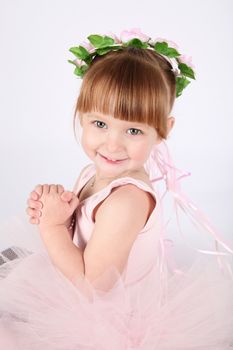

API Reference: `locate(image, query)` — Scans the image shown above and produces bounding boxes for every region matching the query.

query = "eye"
[127,128,143,136]
[92,120,106,129]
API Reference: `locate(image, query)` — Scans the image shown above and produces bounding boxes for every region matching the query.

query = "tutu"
[0,248,233,349]
[0,142,233,349]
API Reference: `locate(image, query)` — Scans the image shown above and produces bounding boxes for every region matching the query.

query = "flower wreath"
[68,28,195,98]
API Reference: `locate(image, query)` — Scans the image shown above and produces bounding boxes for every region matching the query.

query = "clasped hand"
[26,184,79,230]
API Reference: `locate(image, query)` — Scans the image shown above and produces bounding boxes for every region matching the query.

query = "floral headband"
[68,28,195,98]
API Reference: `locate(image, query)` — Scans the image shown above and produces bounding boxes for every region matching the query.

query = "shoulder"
[95,183,156,230]
[111,182,155,205]
[84,182,156,285]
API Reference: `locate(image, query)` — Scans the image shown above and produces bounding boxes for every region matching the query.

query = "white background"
[0,0,232,254]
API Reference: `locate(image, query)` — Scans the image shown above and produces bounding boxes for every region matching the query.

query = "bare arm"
[40,184,154,289]
[38,185,84,284]
[39,224,85,282]
[83,184,155,291]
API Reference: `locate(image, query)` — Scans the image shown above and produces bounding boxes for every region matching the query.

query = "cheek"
[81,129,99,151]
[81,131,90,152]
[82,129,93,147]
[130,142,151,162]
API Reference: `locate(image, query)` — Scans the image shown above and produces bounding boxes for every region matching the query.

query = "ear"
[154,116,176,145]
[167,116,175,135]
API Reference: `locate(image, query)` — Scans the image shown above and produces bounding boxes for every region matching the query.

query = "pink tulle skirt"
[0,243,233,350]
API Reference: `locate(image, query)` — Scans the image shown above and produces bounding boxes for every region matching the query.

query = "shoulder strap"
[85,176,161,229]
[72,163,94,194]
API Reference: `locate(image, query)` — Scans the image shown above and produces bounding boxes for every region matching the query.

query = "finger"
[61,191,73,202]
[34,184,43,197]
[49,184,58,194]
[30,191,39,201]
[69,195,79,212]
[57,185,64,195]
[27,199,43,210]
[42,184,49,195]
[26,207,42,218]
[29,217,40,225]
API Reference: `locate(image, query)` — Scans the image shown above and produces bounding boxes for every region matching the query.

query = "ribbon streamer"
[144,141,233,279]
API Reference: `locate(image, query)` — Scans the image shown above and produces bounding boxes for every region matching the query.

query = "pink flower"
[105,31,121,44]
[73,58,82,67]
[179,54,195,69]
[154,37,179,50]
[120,28,150,43]
[80,41,96,54]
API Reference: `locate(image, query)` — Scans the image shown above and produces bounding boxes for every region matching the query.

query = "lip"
[99,153,127,164]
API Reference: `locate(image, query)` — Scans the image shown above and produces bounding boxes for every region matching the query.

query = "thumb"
[69,194,79,212]
[61,191,73,202]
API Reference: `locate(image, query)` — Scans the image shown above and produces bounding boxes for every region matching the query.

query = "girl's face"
[80,111,162,179]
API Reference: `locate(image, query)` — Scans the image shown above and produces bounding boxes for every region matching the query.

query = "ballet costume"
[0,141,233,349]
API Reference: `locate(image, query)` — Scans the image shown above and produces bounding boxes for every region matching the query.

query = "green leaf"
[74,64,88,78]
[96,45,122,56]
[68,59,77,66]
[83,55,93,65]
[154,42,180,58]
[125,38,148,49]
[166,47,181,58]
[176,77,190,97]
[69,46,90,60]
[74,66,83,77]
[88,35,114,48]
[87,35,103,48]
[178,63,195,79]
[101,35,115,47]
[96,47,114,55]
[81,65,89,75]
[154,42,168,54]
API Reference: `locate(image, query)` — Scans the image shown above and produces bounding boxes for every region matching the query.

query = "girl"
[1,28,233,349]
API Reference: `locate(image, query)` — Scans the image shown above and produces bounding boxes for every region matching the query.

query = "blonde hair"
[74,47,176,139]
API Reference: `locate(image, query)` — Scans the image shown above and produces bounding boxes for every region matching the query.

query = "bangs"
[74,48,175,138]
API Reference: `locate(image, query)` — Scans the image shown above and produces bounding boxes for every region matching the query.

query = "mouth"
[99,153,127,164]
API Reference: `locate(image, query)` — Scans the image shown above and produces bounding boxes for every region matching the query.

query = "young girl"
[0,28,233,349]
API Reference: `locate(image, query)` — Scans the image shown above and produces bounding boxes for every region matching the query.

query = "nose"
[105,131,124,152]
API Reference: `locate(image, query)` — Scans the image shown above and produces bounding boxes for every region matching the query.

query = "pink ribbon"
[145,141,233,279]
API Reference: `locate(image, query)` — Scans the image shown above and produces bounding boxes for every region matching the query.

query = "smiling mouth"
[99,153,127,163]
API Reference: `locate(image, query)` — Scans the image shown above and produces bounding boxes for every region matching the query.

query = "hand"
[26,184,75,227]
[37,184,79,231]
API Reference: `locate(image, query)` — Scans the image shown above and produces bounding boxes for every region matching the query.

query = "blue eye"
[127,128,143,136]
[93,120,106,128]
